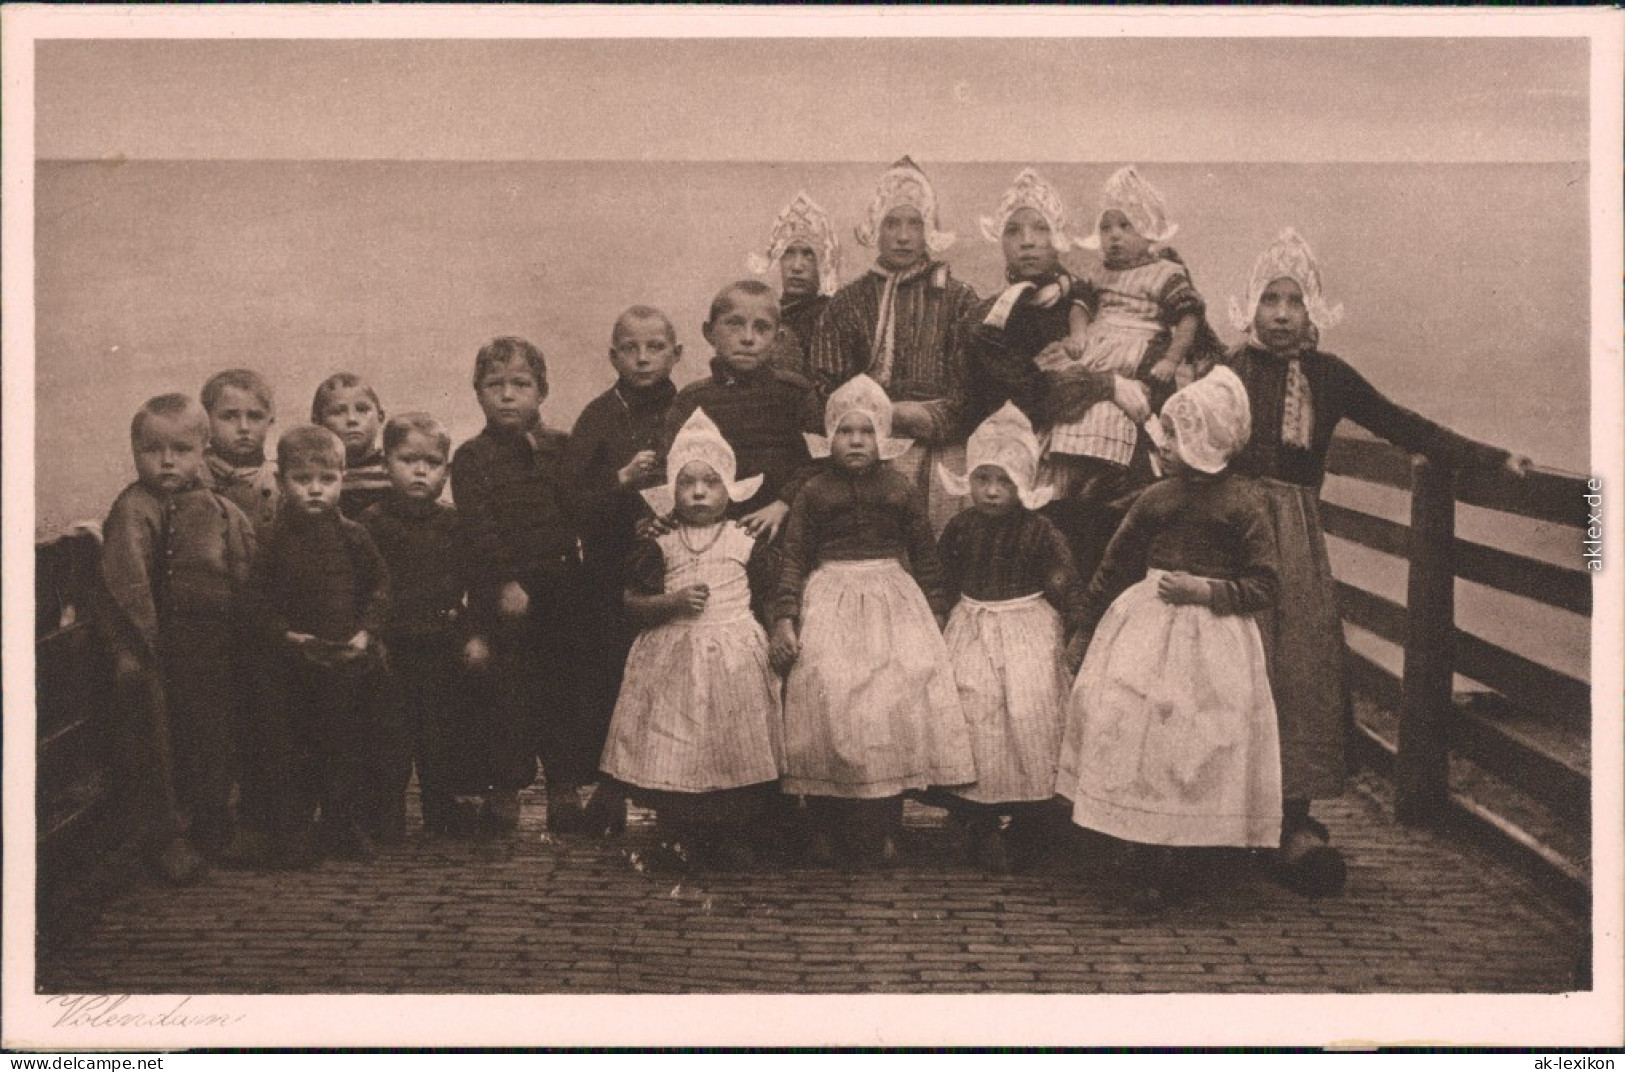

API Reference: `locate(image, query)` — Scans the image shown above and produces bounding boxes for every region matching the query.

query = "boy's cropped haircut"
[277,424,347,473]
[131,393,210,444]
[707,279,777,326]
[201,369,275,414]
[310,372,383,423]
[473,336,548,392]
[383,412,452,457]
[612,305,678,345]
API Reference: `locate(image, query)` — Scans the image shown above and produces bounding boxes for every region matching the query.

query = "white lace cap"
[1227,227,1346,336]
[978,167,1077,253]
[804,374,913,462]
[854,156,956,254]
[1080,166,1178,251]
[641,407,763,516]
[744,191,843,298]
[937,402,1054,510]
[1160,366,1252,474]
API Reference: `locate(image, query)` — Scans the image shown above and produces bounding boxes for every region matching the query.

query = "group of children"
[98,160,1524,908]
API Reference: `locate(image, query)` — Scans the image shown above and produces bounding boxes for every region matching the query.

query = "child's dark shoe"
[545,790,589,835]
[643,839,693,874]
[805,831,839,868]
[216,828,271,870]
[321,822,378,862]
[582,784,629,838]
[374,811,408,847]
[975,828,1011,875]
[483,790,522,834]
[274,829,323,871]
[348,830,379,863]
[1272,816,1348,898]
[154,837,208,886]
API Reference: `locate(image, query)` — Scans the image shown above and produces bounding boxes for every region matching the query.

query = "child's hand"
[1036,338,1084,368]
[114,650,145,682]
[1157,572,1211,606]
[498,580,529,620]
[617,450,659,487]
[285,630,317,648]
[1503,454,1533,479]
[637,514,677,539]
[1148,357,1180,384]
[1112,376,1152,423]
[769,619,800,675]
[347,630,371,654]
[463,635,491,671]
[740,501,789,542]
[676,584,710,617]
[890,401,934,439]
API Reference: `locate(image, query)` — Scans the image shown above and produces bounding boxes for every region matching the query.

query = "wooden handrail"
[1324,434,1592,834]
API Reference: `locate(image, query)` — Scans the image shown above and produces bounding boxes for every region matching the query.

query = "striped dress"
[811,262,980,534]
[1049,254,1205,466]
[599,523,783,793]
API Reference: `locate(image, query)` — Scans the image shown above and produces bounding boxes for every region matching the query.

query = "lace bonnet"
[979,167,1078,253]
[1080,166,1179,251]
[854,156,956,255]
[804,374,914,462]
[745,191,842,298]
[642,407,763,516]
[937,402,1054,510]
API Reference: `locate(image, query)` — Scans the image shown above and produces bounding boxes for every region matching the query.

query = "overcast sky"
[35,31,1587,163]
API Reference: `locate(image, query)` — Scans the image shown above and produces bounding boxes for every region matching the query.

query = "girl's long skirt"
[599,615,783,793]
[945,593,1070,805]
[1255,477,1351,801]
[1056,570,1282,847]
[782,559,976,798]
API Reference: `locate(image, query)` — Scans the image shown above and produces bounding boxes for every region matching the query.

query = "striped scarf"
[1281,357,1314,450]
[204,448,267,489]
[344,447,392,497]
[868,259,937,387]
[983,271,1073,331]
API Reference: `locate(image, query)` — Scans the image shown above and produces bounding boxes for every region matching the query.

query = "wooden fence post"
[1396,456,1457,825]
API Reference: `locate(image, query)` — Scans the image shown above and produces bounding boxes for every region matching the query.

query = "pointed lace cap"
[1227,227,1346,336]
[979,167,1077,253]
[854,155,956,254]
[804,373,913,462]
[641,407,763,516]
[745,191,843,297]
[1080,166,1178,251]
[937,402,1054,510]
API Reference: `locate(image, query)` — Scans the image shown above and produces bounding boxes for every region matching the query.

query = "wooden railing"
[1323,433,1591,906]
[34,529,140,943]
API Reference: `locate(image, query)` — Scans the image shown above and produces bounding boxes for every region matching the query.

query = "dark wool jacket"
[450,421,579,614]
[99,481,257,665]
[1223,344,1510,491]
[662,358,824,519]
[360,497,473,639]
[247,507,390,644]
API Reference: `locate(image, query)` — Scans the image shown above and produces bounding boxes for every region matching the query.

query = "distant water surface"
[34,160,1589,538]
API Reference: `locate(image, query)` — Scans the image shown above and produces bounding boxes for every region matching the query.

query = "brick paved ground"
[37,773,1585,995]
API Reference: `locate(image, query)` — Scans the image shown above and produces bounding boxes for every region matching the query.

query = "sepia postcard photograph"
[3,4,1621,1051]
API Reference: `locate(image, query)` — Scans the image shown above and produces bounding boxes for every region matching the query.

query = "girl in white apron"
[600,409,784,872]
[935,403,1081,873]
[1057,367,1282,908]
